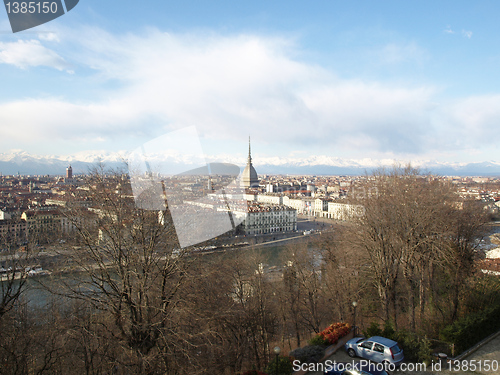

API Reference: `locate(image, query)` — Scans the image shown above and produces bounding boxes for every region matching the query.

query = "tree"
[280,243,328,335]
[441,199,489,321]
[319,229,364,325]
[346,165,486,331]
[58,166,187,374]
[0,221,31,319]
[347,167,408,326]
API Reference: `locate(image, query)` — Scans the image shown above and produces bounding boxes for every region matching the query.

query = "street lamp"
[273,346,281,375]
[352,301,358,336]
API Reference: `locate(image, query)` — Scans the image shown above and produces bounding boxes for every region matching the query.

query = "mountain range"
[1,150,500,177]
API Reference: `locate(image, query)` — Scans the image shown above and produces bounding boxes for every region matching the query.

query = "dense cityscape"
[1,142,500,374]
[4,0,500,374]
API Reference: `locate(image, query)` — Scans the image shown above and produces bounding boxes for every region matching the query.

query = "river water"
[7,224,500,310]
[6,241,294,310]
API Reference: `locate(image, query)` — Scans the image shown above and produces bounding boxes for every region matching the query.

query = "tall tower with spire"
[240,136,259,188]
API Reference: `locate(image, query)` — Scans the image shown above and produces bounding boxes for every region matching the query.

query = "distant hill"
[0,150,127,176]
[1,150,500,177]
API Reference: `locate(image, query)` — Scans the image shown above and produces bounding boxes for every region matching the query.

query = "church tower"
[66,165,73,179]
[240,137,259,188]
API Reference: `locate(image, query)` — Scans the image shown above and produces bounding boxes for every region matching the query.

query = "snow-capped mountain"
[1,149,500,176]
[0,150,128,175]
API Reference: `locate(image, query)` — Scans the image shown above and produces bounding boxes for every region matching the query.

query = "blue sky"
[1,0,500,169]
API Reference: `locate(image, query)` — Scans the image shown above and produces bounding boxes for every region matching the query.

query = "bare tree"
[320,230,365,325]
[441,199,489,321]
[58,166,188,374]
[347,165,489,331]
[280,243,329,335]
[194,250,279,373]
[0,222,32,319]
[348,168,406,326]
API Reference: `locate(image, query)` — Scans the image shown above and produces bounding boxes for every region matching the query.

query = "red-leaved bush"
[319,322,351,345]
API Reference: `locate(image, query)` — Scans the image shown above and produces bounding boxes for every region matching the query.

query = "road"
[457,333,500,375]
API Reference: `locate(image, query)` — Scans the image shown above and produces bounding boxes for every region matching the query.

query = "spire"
[248,136,252,164]
[241,135,259,188]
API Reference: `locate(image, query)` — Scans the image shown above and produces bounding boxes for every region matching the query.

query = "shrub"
[393,329,432,363]
[363,321,382,338]
[382,321,395,338]
[289,345,325,364]
[440,303,500,354]
[265,356,293,375]
[308,334,329,346]
[318,322,351,345]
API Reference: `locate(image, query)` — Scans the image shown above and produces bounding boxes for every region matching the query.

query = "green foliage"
[289,345,325,364]
[382,321,395,338]
[363,321,382,338]
[440,303,500,354]
[308,334,329,346]
[242,371,268,375]
[464,276,500,313]
[417,336,433,364]
[392,329,432,363]
[265,356,293,375]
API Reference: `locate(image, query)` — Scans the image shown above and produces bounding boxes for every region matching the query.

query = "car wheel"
[347,348,356,358]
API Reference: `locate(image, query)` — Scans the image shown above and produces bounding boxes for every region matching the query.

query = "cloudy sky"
[1,0,500,169]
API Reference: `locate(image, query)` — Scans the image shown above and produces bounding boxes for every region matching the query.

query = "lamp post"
[352,301,358,336]
[273,346,281,375]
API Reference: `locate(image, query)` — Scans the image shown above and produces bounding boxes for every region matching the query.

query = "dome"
[240,137,259,188]
[241,163,259,188]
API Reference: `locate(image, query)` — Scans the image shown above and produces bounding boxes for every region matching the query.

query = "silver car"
[344,336,404,366]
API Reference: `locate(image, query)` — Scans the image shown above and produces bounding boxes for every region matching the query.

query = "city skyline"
[1,1,500,172]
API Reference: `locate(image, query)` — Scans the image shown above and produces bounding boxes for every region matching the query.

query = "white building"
[244,193,258,202]
[282,196,314,215]
[232,203,297,235]
[327,202,364,221]
[314,198,331,217]
[257,193,283,206]
[0,209,11,220]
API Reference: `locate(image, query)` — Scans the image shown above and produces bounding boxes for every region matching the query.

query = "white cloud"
[0,39,71,71]
[444,25,454,34]
[444,26,472,39]
[38,32,61,42]
[0,31,435,154]
[0,28,497,162]
[440,95,500,147]
[462,30,473,39]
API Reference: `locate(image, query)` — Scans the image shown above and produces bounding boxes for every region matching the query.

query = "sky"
[1,0,500,170]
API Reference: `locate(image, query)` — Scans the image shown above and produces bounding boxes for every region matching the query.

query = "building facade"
[233,203,297,235]
[327,202,364,221]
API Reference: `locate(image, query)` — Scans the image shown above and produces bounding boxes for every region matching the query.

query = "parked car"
[325,361,390,375]
[344,336,404,366]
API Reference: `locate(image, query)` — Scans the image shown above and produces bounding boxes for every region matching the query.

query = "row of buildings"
[170,139,361,242]
[244,193,362,220]
[0,208,75,246]
[235,139,361,234]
